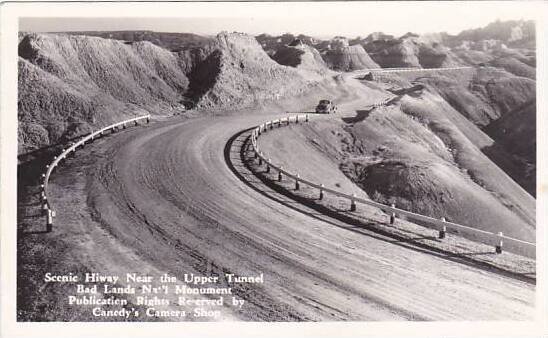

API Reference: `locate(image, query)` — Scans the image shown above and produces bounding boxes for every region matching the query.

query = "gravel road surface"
[45,112,534,321]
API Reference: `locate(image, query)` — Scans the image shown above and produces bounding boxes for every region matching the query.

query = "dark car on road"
[315,100,337,114]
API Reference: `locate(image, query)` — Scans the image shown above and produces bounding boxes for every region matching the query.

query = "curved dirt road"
[47,111,535,321]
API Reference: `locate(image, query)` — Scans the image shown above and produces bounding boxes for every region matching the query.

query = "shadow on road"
[341,109,375,124]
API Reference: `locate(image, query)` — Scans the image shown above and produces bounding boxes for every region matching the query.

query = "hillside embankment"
[256,74,535,242]
[398,67,536,196]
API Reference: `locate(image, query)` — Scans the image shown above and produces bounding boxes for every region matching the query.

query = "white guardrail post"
[40,114,151,232]
[496,232,503,254]
[390,203,396,224]
[251,113,535,258]
[46,209,53,232]
[350,194,357,212]
[439,217,447,239]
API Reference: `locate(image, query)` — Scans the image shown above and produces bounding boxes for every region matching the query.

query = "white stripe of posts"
[251,109,532,256]
[40,115,150,232]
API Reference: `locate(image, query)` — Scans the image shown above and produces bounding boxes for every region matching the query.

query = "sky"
[19,1,541,39]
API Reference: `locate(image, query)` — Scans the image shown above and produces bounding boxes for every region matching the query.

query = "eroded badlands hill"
[358,32,463,68]
[18,32,330,154]
[271,39,329,72]
[256,33,319,57]
[258,34,380,71]
[19,33,189,154]
[455,20,535,49]
[257,20,535,74]
[196,33,328,108]
[405,67,536,195]
[260,85,535,242]
[319,37,380,71]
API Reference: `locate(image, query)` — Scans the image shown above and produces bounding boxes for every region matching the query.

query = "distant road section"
[368,66,474,72]
[349,66,474,79]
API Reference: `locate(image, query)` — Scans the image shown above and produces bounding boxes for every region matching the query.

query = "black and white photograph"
[1,0,547,336]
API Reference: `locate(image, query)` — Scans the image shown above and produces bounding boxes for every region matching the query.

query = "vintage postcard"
[1,1,546,337]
